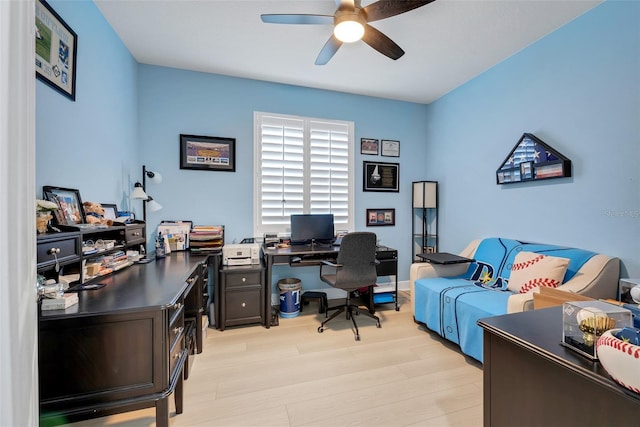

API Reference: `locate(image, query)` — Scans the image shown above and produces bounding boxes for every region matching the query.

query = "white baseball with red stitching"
[597,329,640,394]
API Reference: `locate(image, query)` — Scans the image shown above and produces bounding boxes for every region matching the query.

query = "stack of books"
[189,225,224,253]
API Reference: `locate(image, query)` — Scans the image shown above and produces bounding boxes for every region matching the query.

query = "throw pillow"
[507,251,570,294]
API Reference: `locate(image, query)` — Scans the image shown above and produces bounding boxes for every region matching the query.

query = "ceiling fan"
[261,0,435,65]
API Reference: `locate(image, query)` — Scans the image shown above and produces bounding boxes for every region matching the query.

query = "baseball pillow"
[507,251,570,294]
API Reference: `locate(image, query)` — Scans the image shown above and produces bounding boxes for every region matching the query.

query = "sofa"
[410,237,620,362]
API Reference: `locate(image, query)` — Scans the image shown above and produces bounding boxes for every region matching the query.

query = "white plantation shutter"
[254,112,354,236]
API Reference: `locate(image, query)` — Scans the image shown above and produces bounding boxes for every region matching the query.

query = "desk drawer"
[224,271,262,288]
[225,287,263,326]
[125,225,145,246]
[37,234,81,270]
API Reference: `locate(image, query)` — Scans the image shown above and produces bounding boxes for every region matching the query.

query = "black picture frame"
[366,208,396,226]
[381,140,400,157]
[100,203,118,221]
[35,0,78,101]
[43,186,85,225]
[180,134,236,172]
[360,138,379,155]
[363,161,399,192]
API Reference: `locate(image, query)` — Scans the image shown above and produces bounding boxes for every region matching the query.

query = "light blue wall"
[137,65,429,287]
[36,0,138,212]
[425,0,640,277]
[35,0,639,284]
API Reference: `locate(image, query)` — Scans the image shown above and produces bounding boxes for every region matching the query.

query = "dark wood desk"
[478,307,640,427]
[263,244,398,325]
[38,251,209,427]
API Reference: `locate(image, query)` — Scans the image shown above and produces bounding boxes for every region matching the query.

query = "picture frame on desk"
[180,134,236,172]
[100,203,118,221]
[43,186,85,225]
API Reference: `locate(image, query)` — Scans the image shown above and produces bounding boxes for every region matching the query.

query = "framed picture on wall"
[381,140,400,157]
[366,209,395,226]
[360,138,379,155]
[35,0,78,101]
[180,134,236,172]
[363,161,399,192]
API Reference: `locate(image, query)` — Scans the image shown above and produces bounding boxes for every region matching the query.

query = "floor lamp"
[131,165,163,223]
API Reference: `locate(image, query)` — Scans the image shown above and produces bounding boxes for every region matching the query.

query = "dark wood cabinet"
[479,307,640,427]
[37,252,209,427]
[216,263,265,331]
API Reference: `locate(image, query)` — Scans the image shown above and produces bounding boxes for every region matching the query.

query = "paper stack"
[189,225,224,253]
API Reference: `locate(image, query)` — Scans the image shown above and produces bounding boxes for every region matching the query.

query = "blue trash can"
[278,278,302,318]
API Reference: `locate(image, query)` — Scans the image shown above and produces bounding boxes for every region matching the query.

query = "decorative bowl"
[597,328,640,394]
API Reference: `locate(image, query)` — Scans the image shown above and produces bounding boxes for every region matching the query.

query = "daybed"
[410,237,620,361]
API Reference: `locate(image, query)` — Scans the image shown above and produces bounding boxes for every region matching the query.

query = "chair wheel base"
[318,326,324,333]
[355,334,360,341]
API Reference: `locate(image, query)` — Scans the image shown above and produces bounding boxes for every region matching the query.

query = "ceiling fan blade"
[315,35,343,65]
[261,14,334,25]
[361,25,404,60]
[363,0,435,23]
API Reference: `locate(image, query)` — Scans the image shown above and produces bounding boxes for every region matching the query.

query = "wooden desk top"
[40,251,209,319]
[478,306,640,402]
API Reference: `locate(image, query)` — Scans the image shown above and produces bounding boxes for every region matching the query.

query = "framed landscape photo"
[381,139,400,157]
[360,138,379,155]
[43,186,85,225]
[363,161,400,192]
[366,209,396,226]
[35,0,77,101]
[180,134,236,172]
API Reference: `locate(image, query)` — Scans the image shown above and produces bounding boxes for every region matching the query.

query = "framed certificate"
[381,140,400,157]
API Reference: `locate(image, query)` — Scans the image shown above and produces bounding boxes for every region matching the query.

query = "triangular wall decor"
[496,133,572,184]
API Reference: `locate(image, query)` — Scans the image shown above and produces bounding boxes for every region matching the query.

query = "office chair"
[317,232,380,341]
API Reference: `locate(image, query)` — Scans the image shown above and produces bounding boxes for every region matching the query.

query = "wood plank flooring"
[64,291,483,426]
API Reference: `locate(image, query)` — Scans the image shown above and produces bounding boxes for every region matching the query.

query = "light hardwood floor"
[65,291,483,427]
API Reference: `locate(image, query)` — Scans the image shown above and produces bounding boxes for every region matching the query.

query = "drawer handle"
[242,277,246,283]
[174,326,184,335]
[48,248,60,272]
[133,232,140,236]
[174,353,180,360]
[187,277,196,285]
[241,302,246,308]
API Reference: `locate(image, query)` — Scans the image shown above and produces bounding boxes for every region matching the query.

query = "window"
[254,112,354,237]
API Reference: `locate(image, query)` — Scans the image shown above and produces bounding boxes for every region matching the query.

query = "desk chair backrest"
[334,232,377,289]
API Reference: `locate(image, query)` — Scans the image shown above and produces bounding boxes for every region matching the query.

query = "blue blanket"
[414,238,596,362]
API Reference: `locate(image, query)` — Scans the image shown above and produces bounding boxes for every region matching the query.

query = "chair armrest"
[321,259,341,268]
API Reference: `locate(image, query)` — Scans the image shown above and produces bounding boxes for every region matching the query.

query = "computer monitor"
[290,214,335,245]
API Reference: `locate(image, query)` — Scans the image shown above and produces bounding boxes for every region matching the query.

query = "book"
[41,293,79,310]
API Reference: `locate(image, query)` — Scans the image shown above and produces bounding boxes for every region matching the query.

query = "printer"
[222,243,261,266]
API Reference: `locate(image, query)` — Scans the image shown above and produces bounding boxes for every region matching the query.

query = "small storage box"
[562,300,632,359]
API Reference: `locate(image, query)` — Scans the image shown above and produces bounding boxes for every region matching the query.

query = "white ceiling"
[95,0,601,104]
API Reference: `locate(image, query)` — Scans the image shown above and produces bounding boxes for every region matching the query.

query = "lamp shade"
[131,182,148,200]
[146,170,162,184]
[413,181,437,208]
[146,197,162,212]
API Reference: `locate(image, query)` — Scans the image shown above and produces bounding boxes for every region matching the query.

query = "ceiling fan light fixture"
[334,12,365,43]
